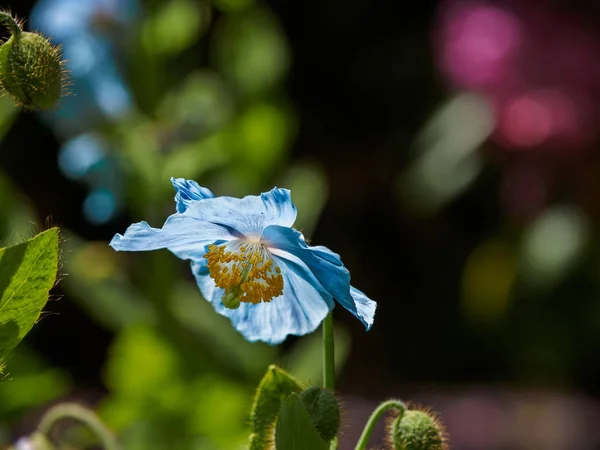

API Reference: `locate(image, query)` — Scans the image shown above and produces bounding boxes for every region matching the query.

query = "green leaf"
[0,228,59,368]
[275,393,329,450]
[249,365,303,450]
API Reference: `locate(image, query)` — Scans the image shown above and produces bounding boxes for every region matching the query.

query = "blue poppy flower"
[110,178,376,344]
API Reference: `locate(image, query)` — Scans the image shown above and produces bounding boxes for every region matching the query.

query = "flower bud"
[389,408,448,450]
[249,365,303,450]
[298,386,341,442]
[0,12,66,109]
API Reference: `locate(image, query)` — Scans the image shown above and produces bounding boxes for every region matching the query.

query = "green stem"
[0,11,21,38]
[322,311,335,391]
[37,403,120,450]
[322,312,337,449]
[354,400,406,450]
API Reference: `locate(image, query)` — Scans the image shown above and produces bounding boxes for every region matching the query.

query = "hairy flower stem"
[0,11,21,38]
[354,400,406,450]
[37,403,120,450]
[323,311,335,391]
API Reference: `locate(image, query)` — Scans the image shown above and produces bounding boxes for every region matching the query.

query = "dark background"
[3,0,600,448]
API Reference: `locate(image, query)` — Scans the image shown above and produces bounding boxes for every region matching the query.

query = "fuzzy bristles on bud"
[387,406,448,450]
[0,11,68,110]
[298,386,341,443]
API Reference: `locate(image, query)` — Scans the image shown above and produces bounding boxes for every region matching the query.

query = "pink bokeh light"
[498,89,585,149]
[438,2,523,89]
[435,0,600,152]
[502,94,553,148]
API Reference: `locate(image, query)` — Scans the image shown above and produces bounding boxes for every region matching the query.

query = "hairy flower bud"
[249,365,303,450]
[298,386,341,442]
[0,12,67,109]
[389,408,448,450]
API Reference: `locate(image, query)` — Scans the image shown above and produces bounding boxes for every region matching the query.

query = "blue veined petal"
[262,225,376,330]
[190,252,334,345]
[183,187,297,236]
[171,177,215,213]
[110,214,239,261]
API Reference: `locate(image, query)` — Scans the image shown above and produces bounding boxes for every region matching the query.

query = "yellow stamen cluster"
[204,241,284,307]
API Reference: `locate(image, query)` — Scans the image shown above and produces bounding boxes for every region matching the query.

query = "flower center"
[204,240,284,309]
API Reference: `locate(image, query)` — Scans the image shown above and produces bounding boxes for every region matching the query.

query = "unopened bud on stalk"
[388,407,448,450]
[0,11,68,109]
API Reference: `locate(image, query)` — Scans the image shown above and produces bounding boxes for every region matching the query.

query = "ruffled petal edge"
[171,177,215,213]
[182,187,298,236]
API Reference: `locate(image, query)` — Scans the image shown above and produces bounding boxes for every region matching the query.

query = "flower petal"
[349,286,377,329]
[183,187,297,236]
[190,252,333,345]
[110,214,239,261]
[171,177,215,213]
[262,225,376,330]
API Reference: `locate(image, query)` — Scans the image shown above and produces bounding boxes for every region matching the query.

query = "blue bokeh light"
[83,188,116,224]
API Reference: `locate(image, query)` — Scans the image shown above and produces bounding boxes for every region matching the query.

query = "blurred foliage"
[1,0,600,449]
[0,0,331,448]
[0,347,71,416]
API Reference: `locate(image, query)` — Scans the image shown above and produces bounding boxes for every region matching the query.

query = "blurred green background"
[1,0,600,449]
